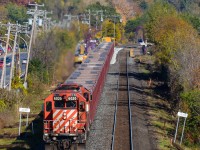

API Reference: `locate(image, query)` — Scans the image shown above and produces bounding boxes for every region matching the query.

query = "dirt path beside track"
[128,48,157,150]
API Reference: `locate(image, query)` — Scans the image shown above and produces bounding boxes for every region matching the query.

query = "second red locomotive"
[43,42,114,149]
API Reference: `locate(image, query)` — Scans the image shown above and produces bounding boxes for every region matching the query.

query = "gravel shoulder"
[86,50,120,150]
[128,48,157,150]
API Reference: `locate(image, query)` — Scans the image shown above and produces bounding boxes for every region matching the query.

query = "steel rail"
[127,52,133,150]
[111,76,119,150]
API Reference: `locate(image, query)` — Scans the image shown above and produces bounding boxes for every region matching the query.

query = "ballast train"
[43,42,114,149]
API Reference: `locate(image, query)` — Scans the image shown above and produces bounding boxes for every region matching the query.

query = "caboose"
[43,42,114,149]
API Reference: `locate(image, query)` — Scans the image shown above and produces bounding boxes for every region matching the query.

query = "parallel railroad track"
[111,50,133,150]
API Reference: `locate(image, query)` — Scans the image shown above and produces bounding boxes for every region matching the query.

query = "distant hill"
[110,0,200,22]
[167,0,200,15]
[110,0,154,22]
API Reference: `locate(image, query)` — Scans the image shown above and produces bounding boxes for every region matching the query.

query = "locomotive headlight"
[73,137,77,140]
[52,137,57,141]
[44,133,48,136]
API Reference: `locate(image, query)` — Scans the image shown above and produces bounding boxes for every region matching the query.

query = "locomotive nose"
[53,109,78,133]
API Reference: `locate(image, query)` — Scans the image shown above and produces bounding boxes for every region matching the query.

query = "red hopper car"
[43,42,114,149]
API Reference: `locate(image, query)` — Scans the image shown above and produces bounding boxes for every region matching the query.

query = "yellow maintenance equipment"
[74,44,87,64]
[80,44,85,55]
[74,55,83,63]
[129,49,134,57]
[102,37,115,42]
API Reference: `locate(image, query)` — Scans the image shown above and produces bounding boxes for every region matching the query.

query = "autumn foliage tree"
[0,5,8,21]
[101,19,122,42]
[142,1,200,145]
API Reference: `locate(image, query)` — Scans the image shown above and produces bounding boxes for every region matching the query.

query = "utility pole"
[47,18,53,30]
[43,10,52,31]
[95,10,103,30]
[0,22,11,88]
[63,14,80,31]
[17,36,21,78]
[24,2,44,88]
[24,13,36,88]
[73,15,80,31]
[86,10,104,30]
[110,15,122,47]
[76,16,80,32]
[112,15,119,47]
[89,9,91,29]
[44,10,47,31]
[100,11,103,38]
[114,17,116,47]
[8,24,19,91]
[1,23,27,90]
[27,2,44,44]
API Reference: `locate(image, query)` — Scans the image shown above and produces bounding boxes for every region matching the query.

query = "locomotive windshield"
[66,101,76,108]
[54,101,76,109]
[54,101,65,108]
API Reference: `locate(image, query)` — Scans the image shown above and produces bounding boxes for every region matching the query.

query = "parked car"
[0,61,3,68]
[22,59,27,64]
[19,43,27,49]
[6,57,11,66]
[138,39,146,46]
[0,57,12,66]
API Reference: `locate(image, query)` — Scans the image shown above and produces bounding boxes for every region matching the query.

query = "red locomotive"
[43,42,114,149]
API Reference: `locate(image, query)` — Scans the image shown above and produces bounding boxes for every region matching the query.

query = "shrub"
[6,3,28,23]
[180,89,200,144]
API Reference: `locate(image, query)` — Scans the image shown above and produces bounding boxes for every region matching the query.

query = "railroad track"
[70,144,85,150]
[111,50,133,150]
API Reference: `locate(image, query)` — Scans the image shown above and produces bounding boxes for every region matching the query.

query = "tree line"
[125,0,200,146]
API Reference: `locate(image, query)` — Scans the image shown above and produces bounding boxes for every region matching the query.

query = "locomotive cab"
[43,84,90,148]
